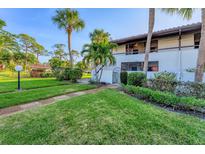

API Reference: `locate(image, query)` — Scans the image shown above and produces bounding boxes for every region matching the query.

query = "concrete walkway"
[0,85,117,117]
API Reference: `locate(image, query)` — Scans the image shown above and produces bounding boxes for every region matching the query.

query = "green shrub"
[63,68,82,82]
[176,81,205,99]
[122,85,205,110]
[127,72,146,87]
[120,72,128,85]
[68,68,83,82]
[148,71,177,92]
[40,72,54,78]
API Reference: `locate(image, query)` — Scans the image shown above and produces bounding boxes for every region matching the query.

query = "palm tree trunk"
[68,31,73,68]
[99,67,104,82]
[143,8,155,76]
[195,8,205,82]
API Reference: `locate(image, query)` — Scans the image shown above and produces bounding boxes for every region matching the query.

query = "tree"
[81,29,117,82]
[32,42,47,63]
[49,44,70,73]
[52,8,85,68]
[143,8,155,76]
[89,29,110,44]
[0,19,19,54]
[50,44,67,60]
[0,19,6,29]
[18,34,36,70]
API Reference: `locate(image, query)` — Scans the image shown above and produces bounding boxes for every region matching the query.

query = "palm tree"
[161,9,205,82]
[89,29,110,44]
[143,8,155,76]
[52,8,85,68]
[81,29,117,82]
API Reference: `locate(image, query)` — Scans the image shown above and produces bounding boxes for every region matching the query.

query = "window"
[194,33,200,49]
[148,61,159,71]
[121,61,158,72]
[143,40,158,52]
[126,43,139,54]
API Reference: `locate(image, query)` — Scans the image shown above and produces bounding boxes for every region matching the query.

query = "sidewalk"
[0,85,117,117]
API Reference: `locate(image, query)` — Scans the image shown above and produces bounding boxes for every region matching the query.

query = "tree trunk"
[25,46,28,71]
[195,8,205,82]
[98,67,104,82]
[36,53,39,64]
[143,8,155,76]
[68,30,73,68]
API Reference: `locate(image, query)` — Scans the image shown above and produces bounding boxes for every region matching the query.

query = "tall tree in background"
[50,44,67,60]
[143,8,155,76]
[32,42,47,63]
[52,8,85,68]
[18,34,36,70]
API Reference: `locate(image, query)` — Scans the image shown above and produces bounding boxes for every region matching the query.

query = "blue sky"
[0,8,201,63]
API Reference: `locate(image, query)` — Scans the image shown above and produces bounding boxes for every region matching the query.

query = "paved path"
[0,85,117,117]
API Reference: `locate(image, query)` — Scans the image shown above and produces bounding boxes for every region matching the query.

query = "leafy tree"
[50,44,67,60]
[81,29,117,82]
[32,42,47,63]
[52,8,85,68]
[18,34,36,70]
[0,19,19,54]
[0,19,6,29]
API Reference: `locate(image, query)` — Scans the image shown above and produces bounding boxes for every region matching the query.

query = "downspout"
[178,28,182,81]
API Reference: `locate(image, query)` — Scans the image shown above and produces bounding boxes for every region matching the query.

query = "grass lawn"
[0,84,96,109]
[0,78,72,93]
[1,89,205,144]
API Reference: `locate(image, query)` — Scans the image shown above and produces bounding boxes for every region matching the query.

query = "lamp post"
[15,65,23,91]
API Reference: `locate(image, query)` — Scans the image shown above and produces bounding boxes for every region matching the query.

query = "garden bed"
[121,84,205,117]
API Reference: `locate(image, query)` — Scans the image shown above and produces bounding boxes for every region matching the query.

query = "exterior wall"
[92,33,200,84]
[158,36,179,49]
[181,34,194,46]
[113,44,126,53]
[96,47,205,84]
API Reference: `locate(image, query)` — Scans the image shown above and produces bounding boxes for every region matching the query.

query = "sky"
[0,8,201,63]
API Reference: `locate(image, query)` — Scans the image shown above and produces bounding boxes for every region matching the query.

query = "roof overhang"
[112,22,201,45]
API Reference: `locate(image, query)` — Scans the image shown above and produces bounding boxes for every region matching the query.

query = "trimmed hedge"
[122,84,205,111]
[120,72,128,85]
[127,72,146,87]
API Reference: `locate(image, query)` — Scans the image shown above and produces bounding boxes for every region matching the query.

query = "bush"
[127,72,146,87]
[63,68,83,82]
[120,72,128,85]
[175,81,205,99]
[148,71,177,92]
[69,68,83,82]
[122,85,205,110]
[40,72,54,78]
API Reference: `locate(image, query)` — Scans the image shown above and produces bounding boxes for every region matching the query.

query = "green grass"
[1,89,205,144]
[0,78,72,93]
[0,84,96,109]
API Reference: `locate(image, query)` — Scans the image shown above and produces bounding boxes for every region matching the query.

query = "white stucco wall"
[92,47,205,84]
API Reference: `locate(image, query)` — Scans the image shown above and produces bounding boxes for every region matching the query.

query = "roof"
[112,22,201,44]
[30,64,50,70]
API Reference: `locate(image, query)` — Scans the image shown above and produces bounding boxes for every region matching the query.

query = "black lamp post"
[15,65,23,91]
